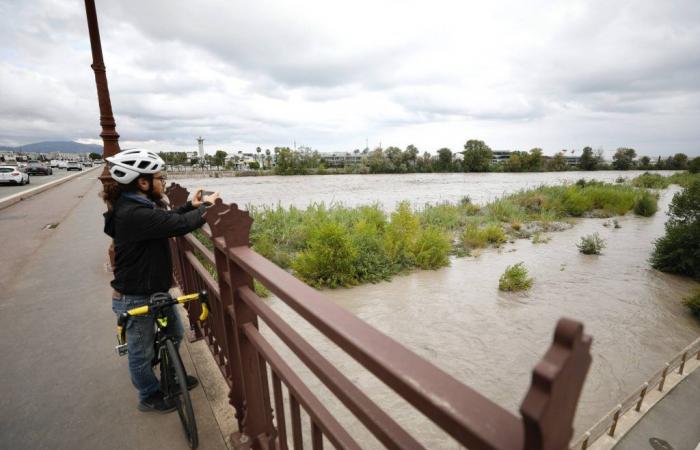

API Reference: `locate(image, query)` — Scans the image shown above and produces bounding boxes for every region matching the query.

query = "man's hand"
[191,189,220,207]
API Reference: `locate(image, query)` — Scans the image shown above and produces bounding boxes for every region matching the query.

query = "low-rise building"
[564,156,581,167]
[0,151,17,163]
[320,152,364,167]
[491,150,513,164]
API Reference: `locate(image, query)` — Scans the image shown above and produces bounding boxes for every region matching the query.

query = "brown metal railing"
[166,183,593,450]
[570,336,700,449]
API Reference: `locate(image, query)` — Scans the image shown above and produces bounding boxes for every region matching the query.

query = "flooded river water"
[177,171,699,447]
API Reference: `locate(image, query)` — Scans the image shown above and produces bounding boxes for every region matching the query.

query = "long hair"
[101,174,156,210]
[101,180,137,210]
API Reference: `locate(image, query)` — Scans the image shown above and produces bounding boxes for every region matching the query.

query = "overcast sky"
[1,0,699,157]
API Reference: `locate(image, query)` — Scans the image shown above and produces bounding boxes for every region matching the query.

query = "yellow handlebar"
[176,293,199,303]
[125,293,208,320]
[199,303,209,321]
[127,305,150,316]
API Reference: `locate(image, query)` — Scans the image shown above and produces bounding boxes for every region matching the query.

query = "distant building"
[0,151,16,163]
[320,152,364,168]
[491,150,513,164]
[564,155,581,166]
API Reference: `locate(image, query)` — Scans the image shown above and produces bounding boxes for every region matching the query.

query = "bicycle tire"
[161,339,199,449]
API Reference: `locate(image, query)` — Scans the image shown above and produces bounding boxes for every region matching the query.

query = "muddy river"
[177,171,699,447]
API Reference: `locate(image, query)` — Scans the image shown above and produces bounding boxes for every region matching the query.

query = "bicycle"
[115,290,210,449]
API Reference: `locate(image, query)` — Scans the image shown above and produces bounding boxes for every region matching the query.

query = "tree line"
[158,140,697,175]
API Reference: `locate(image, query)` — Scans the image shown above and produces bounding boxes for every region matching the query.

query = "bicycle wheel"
[161,339,199,449]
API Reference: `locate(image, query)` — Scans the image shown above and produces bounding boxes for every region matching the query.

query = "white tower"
[197,136,204,158]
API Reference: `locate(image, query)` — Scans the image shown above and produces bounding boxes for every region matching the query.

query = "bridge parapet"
[571,336,700,449]
[166,183,593,450]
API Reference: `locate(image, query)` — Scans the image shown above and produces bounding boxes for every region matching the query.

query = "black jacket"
[104,193,207,295]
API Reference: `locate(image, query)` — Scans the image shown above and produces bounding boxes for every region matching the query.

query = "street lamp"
[84,0,120,184]
[84,0,121,266]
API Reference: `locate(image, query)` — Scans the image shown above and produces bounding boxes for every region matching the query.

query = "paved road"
[614,368,700,450]
[0,167,98,198]
[0,177,227,450]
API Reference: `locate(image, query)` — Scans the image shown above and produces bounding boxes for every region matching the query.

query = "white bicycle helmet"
[106,149,165,184]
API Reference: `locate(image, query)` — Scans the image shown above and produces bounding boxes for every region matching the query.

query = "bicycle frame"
[115,290,209,356]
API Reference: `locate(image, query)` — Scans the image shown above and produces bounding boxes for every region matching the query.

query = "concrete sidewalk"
[614,368,700,450]
[0,178,228,449]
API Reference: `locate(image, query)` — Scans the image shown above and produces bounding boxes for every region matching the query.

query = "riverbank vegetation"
[499,263,533,292]
[651,180,700,282]
[631,172,700,189]
[684,291,700,319]
[160,142,699,177]
[240,181,659,288]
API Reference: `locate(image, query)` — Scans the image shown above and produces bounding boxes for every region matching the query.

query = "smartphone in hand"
[197,190,215,200]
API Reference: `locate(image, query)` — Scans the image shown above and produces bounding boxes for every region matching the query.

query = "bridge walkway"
[0,176,228,449]
[613,367,700,450]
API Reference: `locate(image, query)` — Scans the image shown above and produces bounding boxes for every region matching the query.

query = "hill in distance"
[0,141,103,153]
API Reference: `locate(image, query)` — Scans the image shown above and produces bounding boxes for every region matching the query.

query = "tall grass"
[192,180,663,288]
[631,171,700,189]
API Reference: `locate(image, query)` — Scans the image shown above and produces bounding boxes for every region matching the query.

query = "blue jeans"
[112,294,185,401]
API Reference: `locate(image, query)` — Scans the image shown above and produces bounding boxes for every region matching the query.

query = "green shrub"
[562,190,594,216]
[383,201,420,269]
[499,262,533,291]
[633,191,658,217]
[683,290,700,318]
[689,158,700,174]
[462,224,488,249]
[412,227,451,269]
[351,220,392,283]
[651,180,700,280]
[667,172,700,188]
[577,233,606,255]
[292,222,357,288]
[420,202,464,230]
[632,173,670,189]
[483,224,506,245]
[461,223,505,249]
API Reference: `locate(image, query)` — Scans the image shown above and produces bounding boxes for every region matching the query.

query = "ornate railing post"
[520,318,592,450]
[166,183,204,341]
[207,202,274,448]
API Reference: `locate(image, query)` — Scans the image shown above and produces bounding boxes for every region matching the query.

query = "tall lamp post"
[84,0,120,266]
[84,0,120,184]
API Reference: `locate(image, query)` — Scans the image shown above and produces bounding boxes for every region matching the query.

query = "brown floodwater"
[175,170,677,209]
[177,172,699,448]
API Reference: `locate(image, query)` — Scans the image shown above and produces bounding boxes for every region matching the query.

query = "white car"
[0,165,30,185]
[66,161,83,171]
[58,160,68,169]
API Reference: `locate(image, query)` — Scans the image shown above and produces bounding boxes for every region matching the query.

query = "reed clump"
[498,262,533,292]
[577,233,606,255]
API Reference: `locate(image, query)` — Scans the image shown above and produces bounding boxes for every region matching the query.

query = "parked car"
[66,161,83,171]
[0,165,30,185]
[26,161,52,175]
[82,161,93,167]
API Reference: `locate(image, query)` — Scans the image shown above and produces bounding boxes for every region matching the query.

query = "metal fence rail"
[570,337,700,449]
[166,183,593,450]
